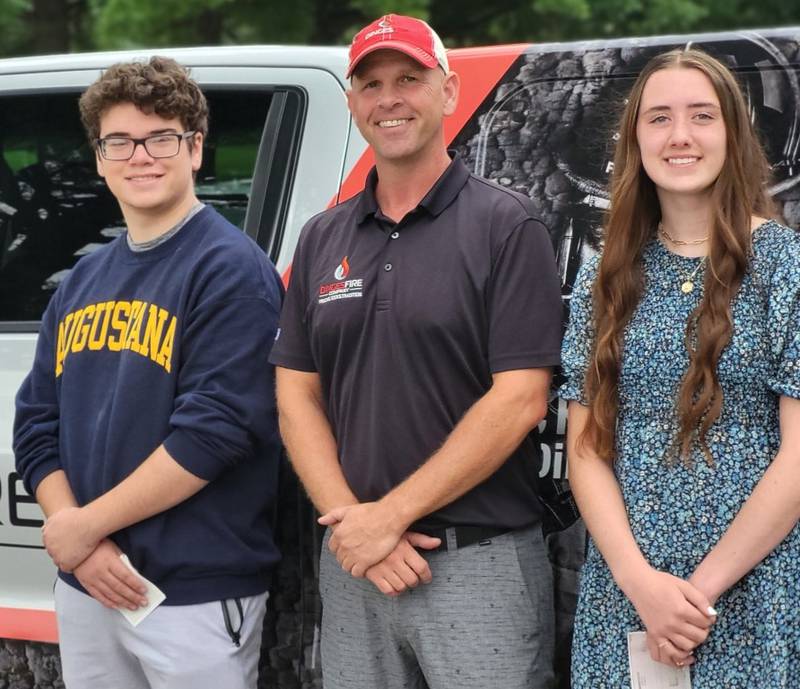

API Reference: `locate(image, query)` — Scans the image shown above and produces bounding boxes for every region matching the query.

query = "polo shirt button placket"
[377,225,397,310]
[376,252,395,310]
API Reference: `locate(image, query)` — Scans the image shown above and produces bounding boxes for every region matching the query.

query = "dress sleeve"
[559,253,600,405]
[766,235,800,399]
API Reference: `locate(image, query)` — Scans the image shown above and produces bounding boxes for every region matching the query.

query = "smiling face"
[346,49,458,168]
[96,102,202,219]
[636,67,727,204]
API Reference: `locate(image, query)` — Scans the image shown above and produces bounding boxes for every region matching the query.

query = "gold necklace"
[680,256,706,294]
[659,222,709,246]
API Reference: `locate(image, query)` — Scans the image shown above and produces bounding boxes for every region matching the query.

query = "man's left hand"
[42,506,102,573]
[365,531,441,596]
[319,502,406,577]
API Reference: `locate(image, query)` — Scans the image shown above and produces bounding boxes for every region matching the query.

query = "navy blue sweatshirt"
[14,206,283,604]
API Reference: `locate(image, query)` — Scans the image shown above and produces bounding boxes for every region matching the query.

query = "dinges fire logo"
[334,256,350,280]
[364,16,394,41]
[319,256,364,304]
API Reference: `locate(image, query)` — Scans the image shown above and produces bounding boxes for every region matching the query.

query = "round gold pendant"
[681,280,694,294]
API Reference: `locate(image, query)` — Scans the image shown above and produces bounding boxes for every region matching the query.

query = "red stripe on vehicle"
[333,44,530,205]
[0,608,58,643]
[443,45,530,148]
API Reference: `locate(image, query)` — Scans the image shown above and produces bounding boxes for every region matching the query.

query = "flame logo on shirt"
[334,256,350,280]
[319,256,363,303]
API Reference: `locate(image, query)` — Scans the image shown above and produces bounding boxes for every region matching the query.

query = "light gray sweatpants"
[54,578,267,689]
[320,524,556,689]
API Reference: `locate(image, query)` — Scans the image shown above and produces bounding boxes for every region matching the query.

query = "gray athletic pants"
[54,578,267,689]
[320,524,555,689]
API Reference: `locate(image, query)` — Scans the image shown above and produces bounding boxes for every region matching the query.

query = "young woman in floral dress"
[562,48,800,688]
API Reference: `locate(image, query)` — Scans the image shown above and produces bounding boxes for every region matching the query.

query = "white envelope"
[116,554,167,627]
[627,631,692,689]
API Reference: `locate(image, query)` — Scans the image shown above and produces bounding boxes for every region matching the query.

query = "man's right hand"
[73,539,148,610]
[365,531,441,597]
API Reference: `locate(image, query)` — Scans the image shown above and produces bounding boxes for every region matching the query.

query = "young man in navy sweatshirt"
[13,57,283,689]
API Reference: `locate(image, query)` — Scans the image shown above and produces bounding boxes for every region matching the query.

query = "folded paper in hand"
[117,554,166,627]
[627,631,691,689]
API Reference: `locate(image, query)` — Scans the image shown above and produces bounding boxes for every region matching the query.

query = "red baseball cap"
[346,14,449,78]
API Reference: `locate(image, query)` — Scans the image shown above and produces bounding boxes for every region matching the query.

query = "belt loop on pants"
[427,525,510,552]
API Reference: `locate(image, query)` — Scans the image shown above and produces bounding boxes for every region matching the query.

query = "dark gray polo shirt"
[270,156,562,531]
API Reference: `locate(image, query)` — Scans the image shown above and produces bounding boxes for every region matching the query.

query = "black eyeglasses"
[96,131,197,161]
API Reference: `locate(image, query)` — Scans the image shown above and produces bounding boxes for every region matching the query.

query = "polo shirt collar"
[355,153,471,225]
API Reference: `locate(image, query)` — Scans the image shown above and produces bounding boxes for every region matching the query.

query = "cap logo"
[364,27,394,40]
[378,17,392,28]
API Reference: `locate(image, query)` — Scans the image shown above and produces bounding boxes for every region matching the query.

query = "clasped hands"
[42,507,147,611]
[627,567,719,668]
[319,501,440,597]
[42,506,101,572]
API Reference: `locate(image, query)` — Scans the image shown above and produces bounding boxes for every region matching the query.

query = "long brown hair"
[582,48,775,465]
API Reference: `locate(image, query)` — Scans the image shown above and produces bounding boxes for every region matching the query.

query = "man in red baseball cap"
[271,13,560,689]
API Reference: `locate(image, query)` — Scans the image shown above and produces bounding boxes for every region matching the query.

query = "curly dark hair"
[79,56,209,144]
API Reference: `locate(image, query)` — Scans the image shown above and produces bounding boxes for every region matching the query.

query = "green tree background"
[1,0,799,57]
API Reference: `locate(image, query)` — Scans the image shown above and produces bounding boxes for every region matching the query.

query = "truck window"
[0,90,272,325]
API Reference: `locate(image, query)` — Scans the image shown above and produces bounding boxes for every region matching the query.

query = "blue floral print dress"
[561,221,800,689]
